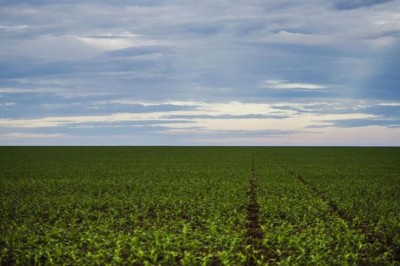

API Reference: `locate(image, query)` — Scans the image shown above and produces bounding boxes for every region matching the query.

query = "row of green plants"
[255,159,393,264]
[260,147,400,263]
[1,147,252,265]
[1,147,399,264]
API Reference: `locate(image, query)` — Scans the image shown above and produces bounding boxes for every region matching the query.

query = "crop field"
[0,147,399,265]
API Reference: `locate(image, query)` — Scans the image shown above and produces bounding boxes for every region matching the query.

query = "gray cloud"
[1,0,400,144]
[332,0,394,10]
[325,118,400,128]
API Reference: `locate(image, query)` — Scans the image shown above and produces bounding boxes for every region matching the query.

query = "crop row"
[264,147,400,262]
[255,161,394,264]
[1,147,252,265]
[1,147,399,265]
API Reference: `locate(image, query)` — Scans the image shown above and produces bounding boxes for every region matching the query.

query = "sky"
[0,0,399,146]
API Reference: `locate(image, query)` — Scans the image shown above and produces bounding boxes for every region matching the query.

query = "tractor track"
[244,158,275,265]
[280,164,400,262]
[246,158,263,245]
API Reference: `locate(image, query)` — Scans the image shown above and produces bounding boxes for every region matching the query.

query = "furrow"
[280,164,400,262]
[245,158,274,265]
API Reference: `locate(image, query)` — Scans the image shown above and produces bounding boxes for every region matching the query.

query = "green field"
[1,147,399,265]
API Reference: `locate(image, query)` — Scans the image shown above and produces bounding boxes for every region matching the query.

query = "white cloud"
[100,100,295,116]
[0,113,159,128]
[0,101,285,128]
[0,100,376,134]
[377,102,400,106]
[0,102,16,107]
[0,25,29,31]
[198,101,285,116]
[75,31,171,51]
[77,36,134,51]
[0,132,66,139]
[260,80,327,90]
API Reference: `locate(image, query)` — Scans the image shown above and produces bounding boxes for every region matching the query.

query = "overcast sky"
[0,0,399,145]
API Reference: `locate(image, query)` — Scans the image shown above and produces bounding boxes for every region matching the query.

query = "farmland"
[0,147,399,265]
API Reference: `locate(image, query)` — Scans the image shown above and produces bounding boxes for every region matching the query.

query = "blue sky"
[0,0,399,145]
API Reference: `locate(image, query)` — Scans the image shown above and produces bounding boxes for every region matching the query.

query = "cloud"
[0,102,16,107]
[332,0,394,10]
[99,99,202,107]
[76,32,170,51]
[0,132,65,139]
[259,80,327,90]
[0,98,379,146]
[0,87,56,94]
[263,31,334,46]
[377,102,400,107]
[0,35,99,60]
[0,100,292,128]
[326,118,400,128]
[0,25,29,31]
[1,1,400,145]
[105,46,167,58]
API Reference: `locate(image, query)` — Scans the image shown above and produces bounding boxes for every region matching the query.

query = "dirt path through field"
[246,158,263,245]
[244,158,275,265]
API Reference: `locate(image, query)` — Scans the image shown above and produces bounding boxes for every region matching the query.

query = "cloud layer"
[0,0,399,145]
